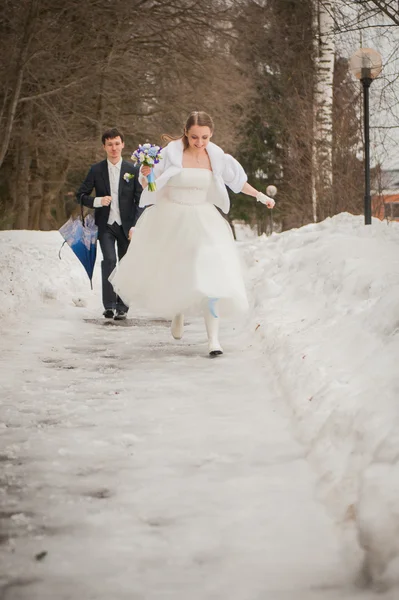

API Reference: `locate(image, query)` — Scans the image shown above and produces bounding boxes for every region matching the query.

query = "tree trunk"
[54,161,71,225]
[13,103,33,229]
[312,0,335,221]
[91,47,114,161]
[39,163,69,230]
[28,151,44,229]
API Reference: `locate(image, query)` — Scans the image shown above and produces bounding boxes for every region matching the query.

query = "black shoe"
[103,309,114,319]
[114,309,127,321]
[209,350,223,357]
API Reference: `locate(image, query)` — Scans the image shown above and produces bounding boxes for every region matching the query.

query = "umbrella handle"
[79,193,86,226]
[58,240,67,259]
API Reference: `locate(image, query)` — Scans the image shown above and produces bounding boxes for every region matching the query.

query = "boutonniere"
[123,172,134,182]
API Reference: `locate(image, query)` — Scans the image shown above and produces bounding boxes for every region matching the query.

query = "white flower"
[142,143,151,149]
[123,172,134,182]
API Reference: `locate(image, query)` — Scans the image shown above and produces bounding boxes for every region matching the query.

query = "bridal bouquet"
[131,143,162,192]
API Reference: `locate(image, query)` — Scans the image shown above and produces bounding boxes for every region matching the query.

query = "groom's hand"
[101,196,112,206]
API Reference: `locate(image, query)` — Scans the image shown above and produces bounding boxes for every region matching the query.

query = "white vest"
[139,139,247,214]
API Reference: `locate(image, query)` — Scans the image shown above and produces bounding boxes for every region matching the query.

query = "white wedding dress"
[109,168,248,318]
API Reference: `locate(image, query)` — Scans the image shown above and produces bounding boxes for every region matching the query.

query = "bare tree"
[0,0,253,229]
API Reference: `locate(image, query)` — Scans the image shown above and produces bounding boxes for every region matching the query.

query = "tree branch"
[18,76,91,103]
[367,0,399,25]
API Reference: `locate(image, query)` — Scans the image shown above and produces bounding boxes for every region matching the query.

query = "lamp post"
[266,185,277,234]
[349,48,382,225]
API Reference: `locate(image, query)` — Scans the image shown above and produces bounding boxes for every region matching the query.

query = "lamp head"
[349,48,382,81]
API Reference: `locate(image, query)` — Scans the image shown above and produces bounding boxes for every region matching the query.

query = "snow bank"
[245,213,399,587]
[0,231,98,324]
[233,222,258,241]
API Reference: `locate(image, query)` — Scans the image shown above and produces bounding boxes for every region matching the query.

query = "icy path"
[0,305,391,599]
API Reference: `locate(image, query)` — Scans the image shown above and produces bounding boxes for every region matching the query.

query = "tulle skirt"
[109,200,249,318]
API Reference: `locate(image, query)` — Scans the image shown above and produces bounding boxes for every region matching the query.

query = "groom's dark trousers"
[76,159,143,311]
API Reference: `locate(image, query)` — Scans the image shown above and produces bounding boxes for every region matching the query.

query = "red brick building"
[372,169,399,221]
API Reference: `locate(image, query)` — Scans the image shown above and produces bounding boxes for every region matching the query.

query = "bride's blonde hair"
[161,111,214,149]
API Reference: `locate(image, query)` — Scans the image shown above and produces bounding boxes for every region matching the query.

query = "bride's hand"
[256,192,275,209]
[141,165,151,177]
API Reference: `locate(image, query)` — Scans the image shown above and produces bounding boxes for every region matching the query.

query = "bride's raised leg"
[204,301,223,357]
[171,313,184,339]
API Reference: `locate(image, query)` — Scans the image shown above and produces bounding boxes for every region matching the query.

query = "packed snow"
[243,213,399,589]
[1,212,399,598]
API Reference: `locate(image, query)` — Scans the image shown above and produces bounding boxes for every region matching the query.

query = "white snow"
[233,222,258,241]
[1,213,399,597]
[0,230,93,321]
[244,213,399,590]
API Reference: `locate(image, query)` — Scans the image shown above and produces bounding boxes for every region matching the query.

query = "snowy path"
[0,305,391,599]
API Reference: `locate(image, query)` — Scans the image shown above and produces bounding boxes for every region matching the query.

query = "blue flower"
[148,146,160,157]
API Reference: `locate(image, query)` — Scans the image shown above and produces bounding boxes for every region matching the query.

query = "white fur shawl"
[138,139,247,214]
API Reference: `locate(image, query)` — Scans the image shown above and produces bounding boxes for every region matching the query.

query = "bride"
[109,111,275,356]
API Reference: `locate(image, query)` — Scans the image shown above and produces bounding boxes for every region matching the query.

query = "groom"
[76,128,142,320]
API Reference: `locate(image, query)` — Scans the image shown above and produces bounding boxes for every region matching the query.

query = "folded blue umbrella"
[59,211,98,288]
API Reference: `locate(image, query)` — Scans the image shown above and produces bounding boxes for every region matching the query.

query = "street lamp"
[266,185,277,234]
[349,48,382,225]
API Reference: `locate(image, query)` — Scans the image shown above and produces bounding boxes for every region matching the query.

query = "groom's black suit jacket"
[76,159,143,239]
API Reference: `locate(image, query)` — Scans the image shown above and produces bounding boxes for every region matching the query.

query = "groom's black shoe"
[103,309,115,319]
[114,309,127,321]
